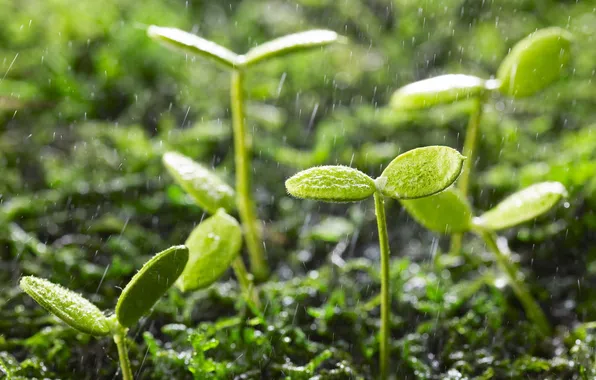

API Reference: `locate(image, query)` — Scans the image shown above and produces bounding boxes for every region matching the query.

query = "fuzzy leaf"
[390,74,487,110]
[20,276,110,336]
[476,182,567,231]
[177,210,242,292]
[163,151,235,214]
[148,26,239,68]
[401,188,473,233]
[242,30,342,67]
[497,27,573,98]
[285,166,375,202]
[116,245,188,327]
[377,146,465,200]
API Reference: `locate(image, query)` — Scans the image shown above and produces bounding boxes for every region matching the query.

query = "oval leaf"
[377,146,465,200]
[242,30,342,68]
[390,74,487,110]
[285,166,375,203]
[400,188,473,233]
[20,276,110,336]
[178,210,243,292]
[476,182,567,231]
[163,151,235,214]
[116,245,189,327]
[497,27,573,98]
[148,26,239,69]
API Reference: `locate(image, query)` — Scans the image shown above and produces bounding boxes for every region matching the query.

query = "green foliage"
[400,188,473,233]
[19,276,110,336]
[162,152,235,214]
[178,210,243,292]
[497,27,574,98]
[116,245,189,327]
[285,165,376,202]
[476,182,567,231]
[377,146,465,200]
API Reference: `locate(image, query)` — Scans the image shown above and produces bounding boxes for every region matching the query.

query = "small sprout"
[401,188,473,234]
[285,165,376,202]
[390,74,487,110]
[19,276,110,336]
[476,181,567,231]
[162,151,235,214]
[177,209,243,292]
[377,146,465,200]
[116,245,189,327]
[147,26,239,68]
[497,27,573,98]
[242,30,343,68]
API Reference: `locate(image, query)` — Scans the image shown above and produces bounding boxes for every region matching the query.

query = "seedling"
[19,245,189,380]
[390,27,573,253]
[149,26,344,281]
[401,182,568,335]
[285,146,465,380]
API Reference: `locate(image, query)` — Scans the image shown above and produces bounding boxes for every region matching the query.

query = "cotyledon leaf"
[20,276,110,336]
[177,209,242,292]
[147,26,239,69]
[116,245,188,327]
[242,30,343,67]
[475,181,567,231]
[163,151,235,214]
[285,165,376,202]
[497,27,573,98]
[390,74,487,110]
[400,188,473,234]
[376,146,465,200]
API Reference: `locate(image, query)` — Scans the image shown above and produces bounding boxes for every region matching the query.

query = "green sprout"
[19,245,189,380]
[149,26,344,281]
[401,182,568,335]
[390,27,573,254]
[285,146,465,380]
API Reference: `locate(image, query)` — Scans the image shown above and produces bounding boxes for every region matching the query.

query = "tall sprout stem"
[374,192,390,380]
[451,96,484,254]
[480,231,551,336]
[230,69,269,281]
[232,256,262,314]
[113,332,133,380]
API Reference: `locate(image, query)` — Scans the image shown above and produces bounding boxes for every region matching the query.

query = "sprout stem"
[230,69,269,281]
[113,332,134,380]
[480,231,551,336]
[231,256,262,312]
[373,191,390,380]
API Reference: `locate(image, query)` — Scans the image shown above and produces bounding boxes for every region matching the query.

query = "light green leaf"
[377,146,465,200]
[116,245,188,327]
[147,26,239,69]
[285,166,375,202]
[162,151,235,214]
[178,210,242,292]
[242,30,343,67]
[476,182,567,231]
[20,276,110,336]
[497,27,573,98]
[390,74,487,110]
[309,216,355,242]
[400,188,473,233]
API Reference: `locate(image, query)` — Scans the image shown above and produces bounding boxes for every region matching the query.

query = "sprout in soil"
[148,26,344,281]
[389,27,573,254]
[401,182,568,336]
[19,245,189,380]
[285,146,465,380]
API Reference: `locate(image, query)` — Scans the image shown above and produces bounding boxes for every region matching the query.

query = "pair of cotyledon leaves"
[20,245,189,336]
[147,26,344,69]
[390,27,573,109]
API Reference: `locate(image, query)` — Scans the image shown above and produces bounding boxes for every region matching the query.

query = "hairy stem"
[480,231,551,336]
[451,96,484,254]
[232,256,262,313]
[374,192,390,380]
[230,69,269,281]
[113,332,134,380]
